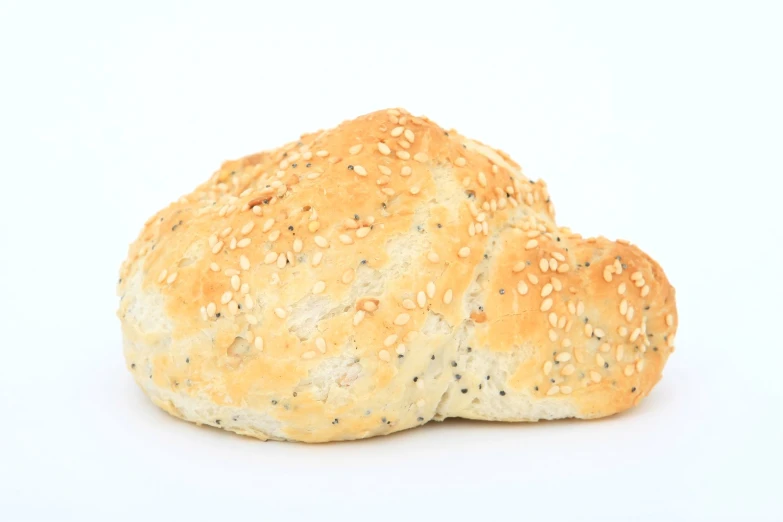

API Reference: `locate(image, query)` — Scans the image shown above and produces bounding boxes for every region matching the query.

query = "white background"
[1,1,781,520]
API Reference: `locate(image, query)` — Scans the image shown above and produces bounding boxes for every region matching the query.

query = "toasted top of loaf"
[118,108,677,442]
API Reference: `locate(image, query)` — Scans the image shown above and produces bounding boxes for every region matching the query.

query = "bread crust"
[117,108,677,442]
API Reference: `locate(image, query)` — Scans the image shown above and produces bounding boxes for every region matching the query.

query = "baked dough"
[117,108,678,442]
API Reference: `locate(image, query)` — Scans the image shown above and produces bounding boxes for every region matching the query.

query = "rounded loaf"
[117,108,678,442]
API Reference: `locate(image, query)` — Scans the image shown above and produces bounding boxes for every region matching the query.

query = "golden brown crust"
[117,108,677,442]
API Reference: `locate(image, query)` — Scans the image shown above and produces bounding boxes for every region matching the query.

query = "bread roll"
[117,108,677,442]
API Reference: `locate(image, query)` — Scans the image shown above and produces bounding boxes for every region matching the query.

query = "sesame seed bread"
[117,108,678,443]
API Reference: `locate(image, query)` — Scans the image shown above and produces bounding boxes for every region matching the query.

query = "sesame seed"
[600,342,611,353]
[618,282,626,295]
[352,310,366,326]
[391,126,404,137]
[241,221,254,235]
[246,315,258,325]
[541,283,553,297]
[313,281,326,294]
[410,186,421,195]
[458,246,471,258]
[349,144,363,155]
[255,337,264,351]
[543,361,553,375]
[512,261,526,273]
[627,306,635,321]
[540,298,553,312]
[302,351,316,360]
[427,251,440,263]
[567,302,576,315]
[210,263,220,272]
[641,285,650,297]
[401,165,412,176]
[353,165,367,176]
[238,255,250,271]
[377,142,391,155]
[577,301,585,316]
[417,291,426,308]
[244,295,254,309]
[212,241,224,254]
[590,371,602,383]
[443,289,453,304]
[396,150,410,160]
[274,307,287,319]
[221,291,233,304]
[603,270,613,283]
[426,281,436,298]
[383,334,399,348]
[229,237,237,250]
[561,364,575,376]
[342,269,354,284]
[264,252,277,264]
[356,227,371,239]
[261,218,274,233]
[206,302,217,317]
[469,223,476,236]
[268,230,281,242]
[618,326,628,337]
[549,258,558,271]
[157,269,168,283]
[548,312,558,327]
[455,157,467,167]
[379,350,391,362]
[547,386,560,396]
[236,238,250,248]
[231,275,240,291]
[339,234,353,245]
[555,352,571,362]
[404,129,415,142]
[551,277,562,292]
[594,328,606,338]
[666,313,674,326]
[314,235,329,248]
[528,273,539,285]
[308,221,320,233]
[403,299,416,310]
[557,264,570,273]
[395,313,411,326]
[636,360,645,372]
[617,345,625,360]
[624,364,635,377]
[316,150,329,157]
[631,271,643,280]
[620,299,628,315]
[596,354,605,367]
[539,258,549,272]
[517,281,529,295]
[478,171,487,187]
[548,329,558,342]
[525,239,538,250]
[584,323,594,337]
[629,328,641,342]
